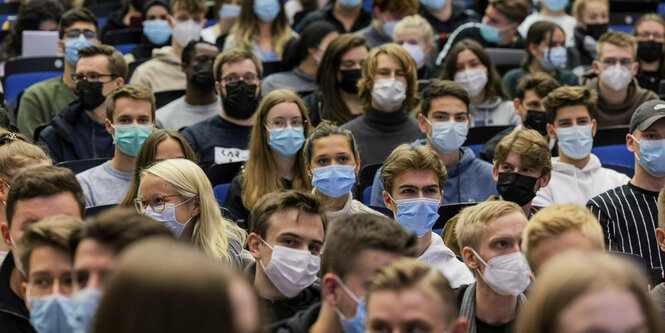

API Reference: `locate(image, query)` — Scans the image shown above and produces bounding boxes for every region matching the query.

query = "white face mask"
[401,42,425,68]
[371,78,406,110]
[259,237,321,298]
[172,19,202,46]
[471,248,531,296]
[600,64,633,91]
[383,20,398,37]
[144,198,194,238]
[10,234,27,278]
[454,68,488,97]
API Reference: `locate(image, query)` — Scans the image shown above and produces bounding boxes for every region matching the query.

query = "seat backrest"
[85,204,115,217]
[465,125,511,145]
[262,61,283,78]
[206,161,243,187]
[101,28,142,45]
[3,56,64,86]
[154,89,186,108]
[213,183,231,207]
[56,158,111,174]
[602,163,634,178]
[593,126,629,147]
[358,163,382,192]
[591,145,634,168]
[433,202,478,230]
[113,43,137,55]
[362,185,373,205]
[5,72,62,108]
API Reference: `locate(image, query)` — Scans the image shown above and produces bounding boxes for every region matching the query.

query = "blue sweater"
[370,141,497,206]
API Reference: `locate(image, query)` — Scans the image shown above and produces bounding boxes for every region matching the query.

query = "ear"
[321,273,340,306]
[539,172,551,188]
[215,80,222,95]
[305,162,313,178]
[492,166,498,181]
[105,118,114,136]
[57,39,65,55]
[424,44,432,56]
[382,191,395,212]
[513,98,521,116]
[592,60,601,75]
[546,123,557,141]
[626,133,637,153]
[372,7,383,22]
[1,222,11,248]
[354,159,361,175]
[417,113,429,135]
[461,246,479,270]
[591,119,597,137]
[115,77,125,89]
[247,233,261,259]
[631,61,639,76]
[656,228,665,252]
[21,282,28,308]
[528,42,538,58]
[452,317,469,333]
[191,196,201,218]
[167,15,175,29]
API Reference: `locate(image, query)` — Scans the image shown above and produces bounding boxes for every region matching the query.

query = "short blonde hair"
[367,258,459,324]
[596,31,637,60]
[456,200,525,251]
[522,204,605,269]
[380,144,447,196]
[106,84,156,123]
[494,129,552,176]
[393,15,435,49]
[572,0,609,21]
[516,251,663,333]
[658,185,665,230]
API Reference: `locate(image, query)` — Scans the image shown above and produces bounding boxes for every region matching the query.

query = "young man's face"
[627,118,665,174]
[463,211,528,273]
[184,43,219,90]
[57,21,99,55]
[22,246,74,310]
[216,59,261,98]
[482,5,518,43]
[514,90,546,123]
[546,105,597,147]
[417,95,470,146]
[106,96,154,133]
[75,55,124,99]
[592,43,638,78]
[374,54,407,86]
[382,169,442,211]
[72,238,115,291]
[493,150,550,191]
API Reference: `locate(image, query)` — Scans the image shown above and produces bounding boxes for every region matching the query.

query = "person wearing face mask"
[201,0,241,45]
[262,22,338,97]
[342,43,424,168]
[518,0,576,47]
[223,0,297,62]
[76,85,156,208]
[393,15,439,80]
[569,0,609,74]
[296,0,372,34]
[272,213,418,333]
[303,123,382,219]
[100,0,145,38]
[440,39,521,128]
[455,200,531,333]
[0,166,85,333]
[437,0,528,65]
[479,73,560,163]
[181,49,263,168]
[587,99,665,284]
[17,8,99,140]
[503,22,579,99]
[370,80,497,207]
[246,190,326,325]
[381,144,475,288]
[222,90,313,228]
[38,45,126,164]
[303,34,368,126]
[580,31,658,127]
[128,0,172,62]
[634,14,665,95]
[354,0,418,49]
[15,216,83,333]
[155,40,220,130]
[419,0,479,51]
[365,259,469,333]
[67,208,174,333]
[130,0,207,93]
[442,129,552,256]
[533,86,629,208]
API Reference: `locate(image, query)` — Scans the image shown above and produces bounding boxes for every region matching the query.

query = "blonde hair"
[229,0,292,59]
[456,200,525,251]
[242,89,312,211]
[516,251,663,333]
[572,0,609,21]
[380,144,447,196]
[141,159,247,265]
[596,31,638,59]
[658,185,665,230]
[494,129,552,176]
[0,130,50,183]
[393,15,435,49]
[522,204,605,269]
[358,43,419,112]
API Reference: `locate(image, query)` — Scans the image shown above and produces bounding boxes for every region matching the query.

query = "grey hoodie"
[469,97,521,127]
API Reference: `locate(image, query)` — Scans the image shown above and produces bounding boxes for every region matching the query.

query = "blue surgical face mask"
[389,194,440,237]
[479,23,502,43]
[421,0,447,10]
[540,46,567,70]
[28,292,74,333]
[544,0,569,11]
[555,125,593,160]
[632,136,665,177]
[142,19,172,45]
[65,35,96,67]
[144,198,195,238]
[334,276,366,333]
[112,123,153,157]
[338,0,361,8]
[311,164,357,198]
[268,127,305,159]
[68,288,103,333]
[425,118,468,154]
[219,4,241,17]
[254,0,281,22]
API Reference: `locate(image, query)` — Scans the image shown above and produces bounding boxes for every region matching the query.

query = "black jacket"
[270,303,321,333]
[0,254,35,333]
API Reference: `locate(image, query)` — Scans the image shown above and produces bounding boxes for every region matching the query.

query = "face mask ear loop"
[333,275,361,305]
[470,248,489,275]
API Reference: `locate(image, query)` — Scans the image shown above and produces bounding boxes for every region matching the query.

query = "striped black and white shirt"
[587,183,662,273]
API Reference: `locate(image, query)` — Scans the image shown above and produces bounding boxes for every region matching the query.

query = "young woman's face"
[337,46,368,82]
[373,54,407,86]
[531,29,566,60]
[308,135,357,170]
[579,1,608,28]
[145,5,169,21]
[455,49,486,73]
[394,27,429,53]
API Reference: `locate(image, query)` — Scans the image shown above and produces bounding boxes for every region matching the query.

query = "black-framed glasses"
[64,28,97,40]
[221,72,258,85]
[134,194,182,214]
[266,117,306,129]
[71,73,118,83]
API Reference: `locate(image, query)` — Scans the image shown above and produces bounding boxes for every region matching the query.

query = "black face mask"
[496,172,540,206]
[585,23,608,41]
[222,81,259,120]
[637,40,663,63]
[190,63,216,93]
[338,69,361,94]
[76,81,106,111]
[523,110,548,136]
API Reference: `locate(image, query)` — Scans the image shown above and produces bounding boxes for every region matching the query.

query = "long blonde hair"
[141,159,246,265]
[229,0,292,59]
[242,89,312,211]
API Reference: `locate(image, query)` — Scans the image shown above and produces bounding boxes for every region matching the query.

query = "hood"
[474,96,504,110]
[410,140,476,177]
[551,153,602,176]
[150,46,181,66]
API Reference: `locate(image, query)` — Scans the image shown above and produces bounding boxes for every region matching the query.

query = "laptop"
[22,30,59,57]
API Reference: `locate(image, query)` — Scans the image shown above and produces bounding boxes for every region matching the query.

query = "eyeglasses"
[64,28,97,40]
[636,32,665,40]
[266,117,306,129]
[600,58,634,68]
[71,72,118,83]
[221,72,258,85]
[134,194,182,214]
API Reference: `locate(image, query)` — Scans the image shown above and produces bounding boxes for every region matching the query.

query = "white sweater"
[419,232,475,288]
[533,154,630,207]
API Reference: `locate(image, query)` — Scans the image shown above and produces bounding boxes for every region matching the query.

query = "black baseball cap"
[630,99,665,133]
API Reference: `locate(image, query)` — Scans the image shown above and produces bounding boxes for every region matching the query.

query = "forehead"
[138,173,175,196]
[342,46,368,60]
[554,105,591,121]
[12,193,81,229]
[522,90,543,102]
[29,245,72,274]
[392,169,439,189]
[428,95,467,115]
[266,102,301,119]
[114,97,153,117]
[368,287,448,327]
[221,59,257,76]
[482,211,527,243]
[599,43,633,59]
[395,28,425,42]
[348,249,401,279]
[530,230,594,271]
[557,287,646,332]
[264,208,324,240]
[456,49,480,64]
[376,53,401,69]
[637,20,665,33]
[146,5,168,15]
[76,54,110,74]
[65,21,97,33]
[192,43,219,58]
[583,1,607,14]
[486,5,508,21]
[311,135,353,156]
[543,29,565,42]
[73,238,115,271]
[155,138,185,159]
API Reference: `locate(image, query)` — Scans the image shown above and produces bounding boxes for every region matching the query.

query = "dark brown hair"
[515,72,561,101]
[106,84,156,123]
[78,45,128,79]
[490,0,529,23]
[543,86,598,124]
[420,80,470,117]
[522,21,565,68]
[57,7,98,39]
[249,189,327,239]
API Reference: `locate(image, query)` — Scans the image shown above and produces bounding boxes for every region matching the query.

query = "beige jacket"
[129,46,186,93]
